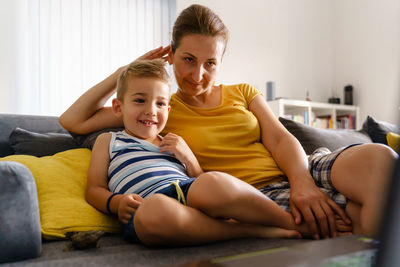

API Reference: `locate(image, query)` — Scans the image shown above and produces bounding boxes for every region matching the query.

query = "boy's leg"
[185,172,308,235]
[133,194,301,246]
[331,143,398,237]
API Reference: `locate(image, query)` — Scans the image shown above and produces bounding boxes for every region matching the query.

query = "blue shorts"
[260,144,360,212]
[122,178,196,243]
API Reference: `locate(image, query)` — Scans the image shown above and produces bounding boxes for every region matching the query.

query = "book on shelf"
[311,115,332,129]
[283,111,309,124]
[336,114,355,129]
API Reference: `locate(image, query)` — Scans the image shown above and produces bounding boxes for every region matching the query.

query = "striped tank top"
[108,131,191,198]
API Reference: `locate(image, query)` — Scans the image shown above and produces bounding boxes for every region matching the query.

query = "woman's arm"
[59,46,171,134]
[249,95,350,239]
[86,133,143,224]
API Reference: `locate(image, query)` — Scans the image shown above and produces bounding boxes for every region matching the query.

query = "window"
[16,0,176,115]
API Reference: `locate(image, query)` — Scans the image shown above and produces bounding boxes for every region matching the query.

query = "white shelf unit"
[268,99,361,130]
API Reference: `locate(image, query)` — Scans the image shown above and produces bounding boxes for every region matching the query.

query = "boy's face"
[115,77,170,144]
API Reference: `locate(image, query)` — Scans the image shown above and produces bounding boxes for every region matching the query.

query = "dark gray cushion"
[362,116,400,145]
[279,117,372,154]
[0,161,41,263]
[9,127,79,157]
[70,128,124,150]
[0,114,68,157]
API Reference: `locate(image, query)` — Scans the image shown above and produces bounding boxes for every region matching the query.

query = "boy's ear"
[112,98,123,117]
[168,105,171,112]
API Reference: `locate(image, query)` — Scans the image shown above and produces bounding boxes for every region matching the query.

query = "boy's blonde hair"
[116,59,170,101]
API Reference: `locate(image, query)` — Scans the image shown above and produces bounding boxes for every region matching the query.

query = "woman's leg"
[186,172,310,235]
[331,143,398,237]
[133,194,301,246]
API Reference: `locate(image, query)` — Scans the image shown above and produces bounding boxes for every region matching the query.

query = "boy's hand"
[117,194,144,224]
[160,133,203,177]
[160,133,196,165]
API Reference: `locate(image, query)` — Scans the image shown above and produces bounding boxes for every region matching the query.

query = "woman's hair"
[116,59,170,101]
[171,4,229,53]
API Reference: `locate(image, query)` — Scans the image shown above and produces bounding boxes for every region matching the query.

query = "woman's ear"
[112,98,123,117]
[167,47,173,65]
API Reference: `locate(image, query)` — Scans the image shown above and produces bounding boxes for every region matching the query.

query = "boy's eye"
[134,98,145,103]
[157,101,167,107]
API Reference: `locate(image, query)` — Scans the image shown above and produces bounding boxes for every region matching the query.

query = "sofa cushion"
[0,114,68,157]
[9,127,79,157]
[0,149,121,240]
[362,116,400,145]
[0,161,41,263]
[279,117,372,155]
[387,132,400,153]
[70,128,124,149]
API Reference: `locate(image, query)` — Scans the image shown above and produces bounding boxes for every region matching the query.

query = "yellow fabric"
[0,149,121,239]
[162,83,284,189]
[387,132,400,153]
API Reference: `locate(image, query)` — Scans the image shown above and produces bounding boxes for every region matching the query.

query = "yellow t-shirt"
[162,83,284,189]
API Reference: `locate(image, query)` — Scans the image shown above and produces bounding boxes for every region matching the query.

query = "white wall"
[333,0,400,124]
[177,0,400,124]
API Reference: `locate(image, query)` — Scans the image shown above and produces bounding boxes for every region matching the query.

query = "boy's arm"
[160,133,203,177]
[87,132,143,224]
[86,132,117,214]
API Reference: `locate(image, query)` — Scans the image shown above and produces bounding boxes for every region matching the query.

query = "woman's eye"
[184,57,194,63]
[206,61,216,67]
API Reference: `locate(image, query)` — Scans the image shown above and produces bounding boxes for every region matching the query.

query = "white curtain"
[15,0,176,116]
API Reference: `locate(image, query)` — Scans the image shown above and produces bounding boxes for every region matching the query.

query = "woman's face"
[170,34,225,97]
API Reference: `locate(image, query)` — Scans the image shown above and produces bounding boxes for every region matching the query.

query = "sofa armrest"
[0,161,41,263]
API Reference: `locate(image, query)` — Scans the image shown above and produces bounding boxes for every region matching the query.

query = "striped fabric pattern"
[108,131,190,198]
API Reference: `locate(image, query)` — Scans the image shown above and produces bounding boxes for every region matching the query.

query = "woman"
[60,4,397,243]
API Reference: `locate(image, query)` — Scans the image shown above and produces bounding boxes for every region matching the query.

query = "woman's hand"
[137,45,171,61]
[160,133,203,177]
[290,179,351,240]
[117,194,144,224]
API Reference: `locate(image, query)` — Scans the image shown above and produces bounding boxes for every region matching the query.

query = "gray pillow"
[362,116,400,145]
[9,127,79,157]
[70,128,124,150]
[278,117,372,154]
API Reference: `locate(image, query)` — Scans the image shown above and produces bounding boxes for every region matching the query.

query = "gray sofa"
[0,114,309,266]
[0,113,397,266]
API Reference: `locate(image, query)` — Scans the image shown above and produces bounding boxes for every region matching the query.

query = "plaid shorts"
[260,145,360,212]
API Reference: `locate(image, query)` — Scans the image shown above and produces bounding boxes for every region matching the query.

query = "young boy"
[87,59,311,246]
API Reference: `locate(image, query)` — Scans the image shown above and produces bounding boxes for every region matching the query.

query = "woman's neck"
[176,85,222,108]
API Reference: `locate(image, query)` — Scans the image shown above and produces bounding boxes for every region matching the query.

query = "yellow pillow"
[0,148,121,239]
[387,132,400,153]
